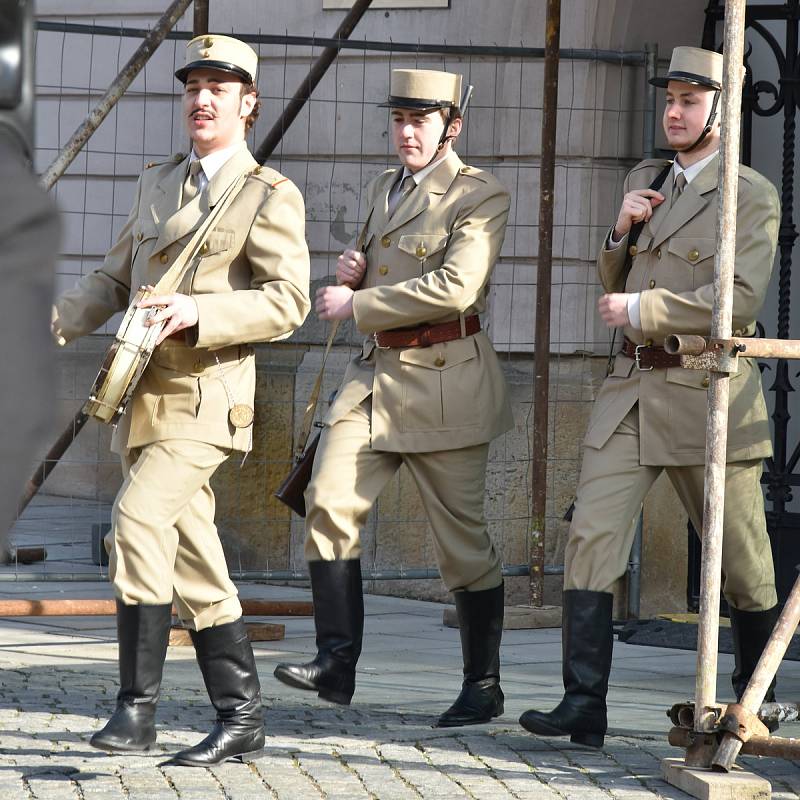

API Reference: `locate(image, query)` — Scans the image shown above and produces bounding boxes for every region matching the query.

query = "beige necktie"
[388,174,416,217]
[672,171,687,202]
[182,160,203,206]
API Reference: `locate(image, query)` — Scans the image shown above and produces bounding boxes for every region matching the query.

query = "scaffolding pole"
[529,0,561,608]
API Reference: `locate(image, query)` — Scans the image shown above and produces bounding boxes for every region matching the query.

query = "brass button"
[702,376,710,388]
[649,279,656,289]
[434,356,446,367]
[416,245,427,258]
[378,265,389,276]
[688,248,700,262]
[628,245,638,257]
[204,36,213,48]
[159,252,169,264]
[136,231,143,241]
[655,247,662,259]
[194,360,204,372]
[381,236,391,248]
[199,49,210,58]
[645,339,653,346]
[200,242,209,254]
[253,165,262,175]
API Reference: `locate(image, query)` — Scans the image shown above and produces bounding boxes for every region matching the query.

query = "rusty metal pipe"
[40,0,193,191]
[693,0,747,741]
[193,0,209,35]
[712,572,800,771]
[529,0,561,608]
[0,598,313,617]
[666,334,800,360]
[254,0,374,163]
[670,726,800,761]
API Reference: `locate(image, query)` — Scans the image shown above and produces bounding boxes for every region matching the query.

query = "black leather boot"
[519,590,613,748]
[436,582,505,727]
[167,618,264,766]
[730,604,780,731]
[90,600,172,752]
[274,559,363,705]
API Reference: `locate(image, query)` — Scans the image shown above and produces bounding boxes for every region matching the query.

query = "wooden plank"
[661,757,771,800]
[169,622,285,647]
[0,599,312,617]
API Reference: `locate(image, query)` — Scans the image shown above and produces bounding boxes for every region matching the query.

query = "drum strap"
[151,168,252,295]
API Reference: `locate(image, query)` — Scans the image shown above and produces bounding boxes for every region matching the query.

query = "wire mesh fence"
[10,18,653,604]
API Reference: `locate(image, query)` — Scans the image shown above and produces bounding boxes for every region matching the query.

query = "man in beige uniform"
[274,69,513,727]
[520,47,779,748]
[52,36,310,765]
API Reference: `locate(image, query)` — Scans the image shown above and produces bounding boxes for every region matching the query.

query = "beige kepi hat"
[649,46,723,90]
[175,34,258,85]
[379,68,462,111]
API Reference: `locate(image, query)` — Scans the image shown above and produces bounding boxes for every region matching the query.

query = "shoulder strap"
[152,169,251,295]
[294,224,369,457]
[620,161,673,286]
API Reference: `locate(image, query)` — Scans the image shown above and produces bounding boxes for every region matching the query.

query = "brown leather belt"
[621,337,682,370]
[374,315,481,348]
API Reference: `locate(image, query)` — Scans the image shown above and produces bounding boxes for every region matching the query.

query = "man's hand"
[598,293,630,328]
[315,285,355,321]
[613,189,665,239]
[336,249,367,288]
[138,286,199,345]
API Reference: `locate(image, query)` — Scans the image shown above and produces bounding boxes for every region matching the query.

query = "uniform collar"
[400,148,454,186]
[674,149,718,185]
[189,140,248,182]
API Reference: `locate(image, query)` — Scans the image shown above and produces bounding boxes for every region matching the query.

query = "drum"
[84,288,164,424]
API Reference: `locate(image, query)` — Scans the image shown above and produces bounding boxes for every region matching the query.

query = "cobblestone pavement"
[0,582,799,800]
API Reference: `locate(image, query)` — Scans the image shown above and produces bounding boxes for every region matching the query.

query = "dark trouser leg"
[519,590,613,748]
[274,559,364,705]
[90,600,172,752]
[436,582,505,727]
[167,618,264,767]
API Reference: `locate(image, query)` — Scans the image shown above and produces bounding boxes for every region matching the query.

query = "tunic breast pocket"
[397,233,449,274]
[131,220,159,283]
[667,237,715,289]
[399,337,481,431]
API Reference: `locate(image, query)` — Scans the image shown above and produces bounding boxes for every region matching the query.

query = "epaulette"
[145,152,185,169]
[457,164,489,183]
[250,164,290,189]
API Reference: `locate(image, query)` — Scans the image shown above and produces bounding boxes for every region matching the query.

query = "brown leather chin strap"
[678,89,721,154]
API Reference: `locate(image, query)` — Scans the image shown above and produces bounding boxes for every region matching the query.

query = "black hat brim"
[649,71,721,91]
[378,95,455,111]
[175,60,253,85]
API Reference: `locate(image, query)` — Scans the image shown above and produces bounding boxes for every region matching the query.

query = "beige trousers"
[565,406,777,611]
[304,399,502,592]
[107,439,242,630]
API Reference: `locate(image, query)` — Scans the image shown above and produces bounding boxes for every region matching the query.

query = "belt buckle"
[634,344,654,371]
[373,332,390,350]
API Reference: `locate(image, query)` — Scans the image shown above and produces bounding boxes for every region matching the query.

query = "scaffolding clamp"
[718,702,770,743]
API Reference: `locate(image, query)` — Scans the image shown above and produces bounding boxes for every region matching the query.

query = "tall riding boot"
[519,590,613,748]
[730,604,780,731]
[436,583,505,727]
[274,559,364,705]
[90,600,172,752]
[167,618,264,766]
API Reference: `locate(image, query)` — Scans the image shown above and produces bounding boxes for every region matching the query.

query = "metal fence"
[7,16,654,606]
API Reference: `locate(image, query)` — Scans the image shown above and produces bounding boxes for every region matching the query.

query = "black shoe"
[519,590,613,748]
[90,600,172,752]
[436,582,505,727]
[730,604,780,732]
[166,618,264,767]
[274,559,363,705]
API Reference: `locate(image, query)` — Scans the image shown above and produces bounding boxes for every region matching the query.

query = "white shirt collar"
[674,149,718,185]
[189,140,248,185]
[401,149,454,186]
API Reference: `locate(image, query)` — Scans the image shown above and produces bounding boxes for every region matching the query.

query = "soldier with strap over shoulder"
[520,46,780,749]
[52,34,310,766]
[274,68,513,728]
